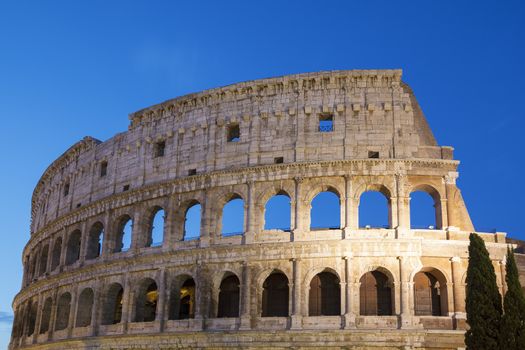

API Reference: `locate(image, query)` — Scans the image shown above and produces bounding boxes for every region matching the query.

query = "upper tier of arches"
[30,70,454,234]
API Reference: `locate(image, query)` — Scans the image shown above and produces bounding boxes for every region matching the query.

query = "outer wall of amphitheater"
[10,70,525,349]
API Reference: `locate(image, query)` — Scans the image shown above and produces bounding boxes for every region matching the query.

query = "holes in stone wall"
[100,161,108,177]
[154,141,166,158]
[227,124,240,142]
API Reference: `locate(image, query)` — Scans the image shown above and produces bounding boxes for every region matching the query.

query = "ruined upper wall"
[30,70,453,233]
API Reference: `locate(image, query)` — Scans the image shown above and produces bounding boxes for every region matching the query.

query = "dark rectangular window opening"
[100,161,108,177]
[227,124,240,142]
[123,184,130,192]
[188,169,197,176]
[368,151,380,159]
[319,114,334,132]
[63,183,70,197]
[154,141,166,158]
[274,157,284,164]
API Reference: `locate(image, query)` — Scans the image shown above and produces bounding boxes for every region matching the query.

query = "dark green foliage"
[500,247,525,350]
[465,233,502,350]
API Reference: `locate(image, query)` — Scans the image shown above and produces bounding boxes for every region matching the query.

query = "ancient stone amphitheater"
[10,70,525,349]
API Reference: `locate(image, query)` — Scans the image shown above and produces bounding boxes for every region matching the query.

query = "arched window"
[359,191,390,228]
[413,270,448,316]
[359,270,393,315]
[410,188,442,229]
[134,279,158,322]
[50,237,62,271]
[86,222,104,260]
[148,208,165,247]
[310,190,340,230]
[184,203,202,240]
[65,230,81,266]
[55,292,71,331]
[169,277,196,320]
[115,216,132,253]
[101,283,123,325]
[262,272,289,317]
[39,297,52,334]
[308,271,341,316]
[26,300,38,336]
[75,288,94,327]
[264,193,291,231]
[222,196,244,236]
[217,275,240,317]
[38,244,49,276]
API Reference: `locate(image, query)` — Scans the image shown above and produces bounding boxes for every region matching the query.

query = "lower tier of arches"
[11,328,466,350]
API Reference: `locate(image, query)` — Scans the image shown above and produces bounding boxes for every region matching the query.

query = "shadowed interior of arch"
[222,198,244,236]
[184,203,201,240]
[410,191,437,229]
[310,191,340,230]
[264,194,291,231]
[359,191,389,228]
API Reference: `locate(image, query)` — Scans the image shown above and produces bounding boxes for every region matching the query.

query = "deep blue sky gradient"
[1,1,525,347]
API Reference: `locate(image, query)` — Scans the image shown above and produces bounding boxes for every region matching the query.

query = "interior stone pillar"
[156,269,167,332]
[244,181,255,244]
[398,256,416,328]
[343,255,356,328]
[292,177,305,240]
[450,256,466,329]
[239,261,252,329]
[290,258,302,329]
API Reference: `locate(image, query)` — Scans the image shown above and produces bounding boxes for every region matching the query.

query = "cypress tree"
[465,233,502,350]
[500,247,525,350]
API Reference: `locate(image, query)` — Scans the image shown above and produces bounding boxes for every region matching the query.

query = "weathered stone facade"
[10,70,525,349]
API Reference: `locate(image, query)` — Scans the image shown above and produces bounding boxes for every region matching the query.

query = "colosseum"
[10,70,525,349]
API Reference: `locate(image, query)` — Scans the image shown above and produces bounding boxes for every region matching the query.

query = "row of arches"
[13,268,448,340]
[25,187,442,286]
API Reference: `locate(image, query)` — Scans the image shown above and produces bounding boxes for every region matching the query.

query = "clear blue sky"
[1,0,524,347]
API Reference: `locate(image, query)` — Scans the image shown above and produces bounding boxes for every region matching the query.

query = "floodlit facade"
[10,70,525,349]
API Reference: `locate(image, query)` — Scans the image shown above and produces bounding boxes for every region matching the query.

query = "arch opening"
[134,279,158,322]
[262,272,289,317]
[65,230,81,266]
[38,244,49,276]
[26,300,38,336]
[359,270,393,316]
[359,191,390,229]
[217,274,240,318]
[221,196,244,237]
[168,276,196,320]
[410,189,442,229]
[75,288,94,327]
[86,222,104,260]
[115,216,132,253]
[310,190,340,230]
[148,208,165,247]
[39,297,52,334]
[264,193,291,231]
[413,270,448,316]
[308,271,341,316]
[54,292,71,331]
[101,283,123,325]
[50,238,62,271]
[184,203,201,240]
